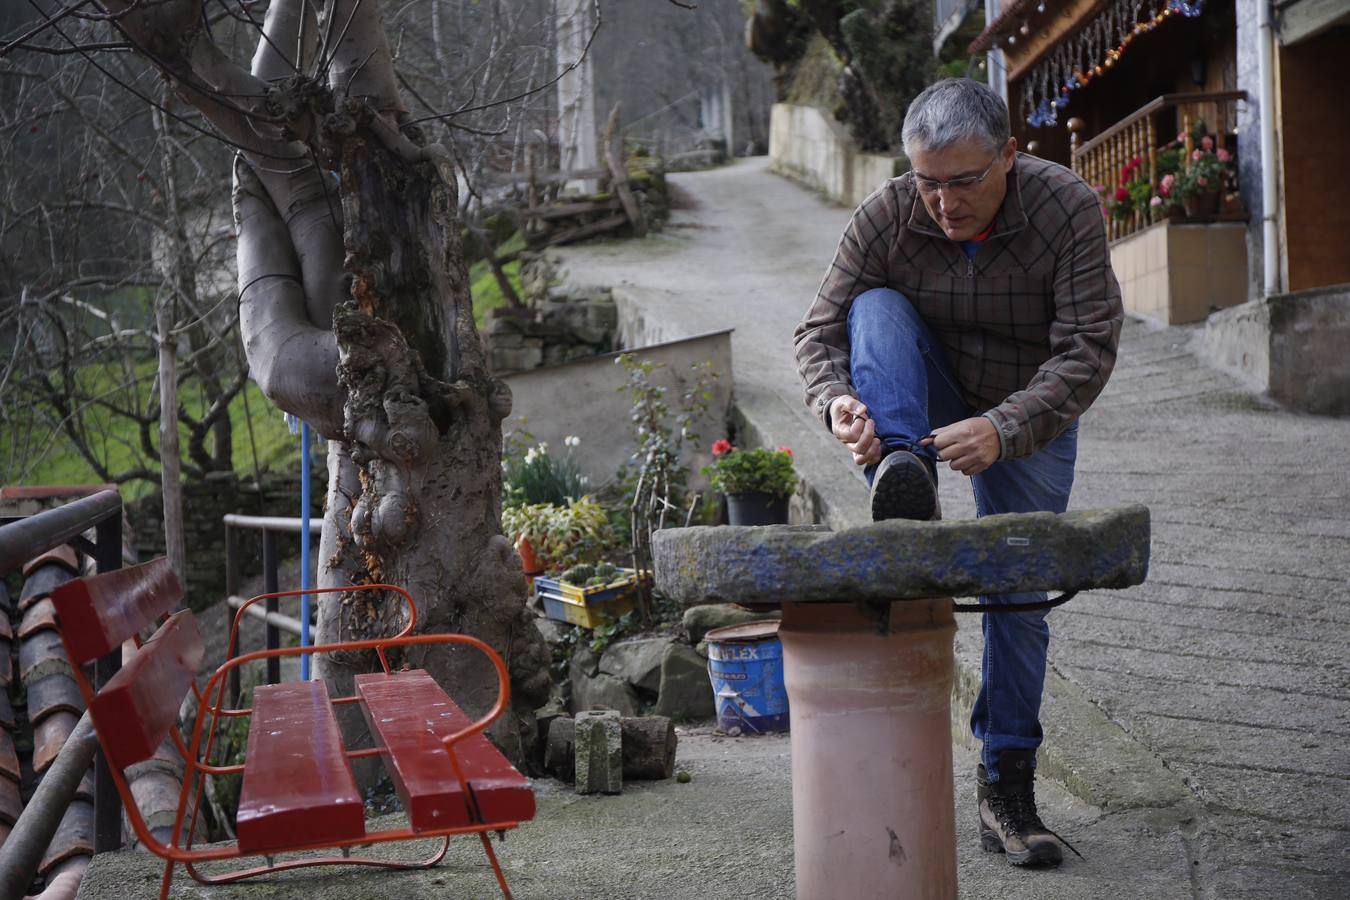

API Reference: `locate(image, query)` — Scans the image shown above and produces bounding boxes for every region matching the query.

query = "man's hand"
[921,417,999,476]
[829,396,882,467]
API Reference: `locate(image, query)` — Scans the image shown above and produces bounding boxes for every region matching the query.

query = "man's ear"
[1003,137,1018,170]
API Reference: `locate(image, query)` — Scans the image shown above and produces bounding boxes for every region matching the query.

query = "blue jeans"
[847,288,1078,781]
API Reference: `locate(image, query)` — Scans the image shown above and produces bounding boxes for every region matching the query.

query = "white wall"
[502,330,735,494]
[768,104,907,209]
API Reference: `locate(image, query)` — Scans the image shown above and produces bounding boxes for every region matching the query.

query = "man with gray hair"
[794,77,1123,866]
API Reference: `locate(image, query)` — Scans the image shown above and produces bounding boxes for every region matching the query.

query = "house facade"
[968,0,1350,412]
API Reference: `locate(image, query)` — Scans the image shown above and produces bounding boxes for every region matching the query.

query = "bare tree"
[4,0,579,761]
[0,38,247,540]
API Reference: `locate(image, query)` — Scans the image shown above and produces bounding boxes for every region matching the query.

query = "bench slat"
[356,670,534,832]
[236,681,365,853]
[89,610,203,770]
[49,558,182,664]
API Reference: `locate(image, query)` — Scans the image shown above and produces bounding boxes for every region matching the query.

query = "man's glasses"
[913,155,1000,195]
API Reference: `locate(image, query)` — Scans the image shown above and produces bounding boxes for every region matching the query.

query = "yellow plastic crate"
[539,591,636,629]
[535,568,648,629]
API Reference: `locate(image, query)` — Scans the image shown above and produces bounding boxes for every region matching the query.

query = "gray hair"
[901,78,1010,158]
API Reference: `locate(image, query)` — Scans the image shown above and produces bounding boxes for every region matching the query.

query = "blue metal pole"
[301,422,312,680]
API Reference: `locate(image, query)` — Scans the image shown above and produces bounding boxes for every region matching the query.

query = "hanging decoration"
[1021,0,1206,128]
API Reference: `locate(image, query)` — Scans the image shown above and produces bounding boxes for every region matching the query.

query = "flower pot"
[1182,191,1220,218]
[517,537,544,575]
[725,491,790,526]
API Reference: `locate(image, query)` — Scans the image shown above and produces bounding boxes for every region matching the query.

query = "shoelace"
[990,792,1086,860]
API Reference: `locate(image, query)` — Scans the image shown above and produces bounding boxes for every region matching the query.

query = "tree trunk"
[96,0,551,770]
[308,126,550,766]
[155,294,187,584]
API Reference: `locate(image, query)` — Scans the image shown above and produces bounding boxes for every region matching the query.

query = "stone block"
[486,316,524,339]
[534,617,572,647]
[652,506,1151,607]
[574,709,622,794]
[599,637,675,694]
[491,346,544,373]
[570,642,600,679]
[570,671,640,717]
[654,642,715,721]
[683,605,781,646]
[540,295,616,346]
[544,716,575,781]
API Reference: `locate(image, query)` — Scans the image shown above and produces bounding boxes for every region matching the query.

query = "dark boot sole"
[870,451,937,522]
[980,829,1063,867]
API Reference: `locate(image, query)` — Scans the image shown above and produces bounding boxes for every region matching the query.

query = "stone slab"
[653,506,1151,607]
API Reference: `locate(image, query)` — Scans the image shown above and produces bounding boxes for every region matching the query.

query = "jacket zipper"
[966,255,975,312]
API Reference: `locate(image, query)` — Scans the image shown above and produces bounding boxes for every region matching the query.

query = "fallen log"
[544,715,677,782]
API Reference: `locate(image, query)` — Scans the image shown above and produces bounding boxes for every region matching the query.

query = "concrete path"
[555,157,1350,897]
[77,158,1348,898]
[77,730,1199,899]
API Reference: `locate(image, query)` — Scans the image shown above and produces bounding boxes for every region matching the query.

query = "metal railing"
[222,514,320,704]
[0,489,125,894]
[1069,90,1247,241]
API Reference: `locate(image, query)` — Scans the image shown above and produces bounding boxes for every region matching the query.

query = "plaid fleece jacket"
[793,153,1123,460]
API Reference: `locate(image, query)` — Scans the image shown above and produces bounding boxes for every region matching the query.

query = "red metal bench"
[48,556,534,899]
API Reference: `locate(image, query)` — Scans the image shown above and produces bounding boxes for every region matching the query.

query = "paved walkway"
[556,157,1350,897]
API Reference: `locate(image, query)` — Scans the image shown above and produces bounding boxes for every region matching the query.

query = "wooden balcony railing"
[1069,90,1247,242]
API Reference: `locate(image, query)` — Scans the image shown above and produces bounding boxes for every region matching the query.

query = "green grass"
[469,230,526,330]
[7,231,530,496]
[0,361,301,500]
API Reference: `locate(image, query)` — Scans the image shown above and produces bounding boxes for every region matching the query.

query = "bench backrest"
[49,557,182,663]
[50,557,203,769]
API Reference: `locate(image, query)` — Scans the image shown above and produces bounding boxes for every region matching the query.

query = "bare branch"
[406,0,602,126]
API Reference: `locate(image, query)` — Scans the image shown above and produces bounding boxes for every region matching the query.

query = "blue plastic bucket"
[705,621,789,734]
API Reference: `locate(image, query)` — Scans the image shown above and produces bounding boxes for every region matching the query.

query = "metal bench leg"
[182,837,450,886]
[479,830,513,900]
[159,857,175,900]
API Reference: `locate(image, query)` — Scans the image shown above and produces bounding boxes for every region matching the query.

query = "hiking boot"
[977,750,1075,867]
[869,450,940,522]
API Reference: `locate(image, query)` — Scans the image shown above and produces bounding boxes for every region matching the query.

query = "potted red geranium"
[703,440,798,526]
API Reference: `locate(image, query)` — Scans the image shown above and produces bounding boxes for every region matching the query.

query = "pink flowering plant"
[1149,125,1234,211]
[1096,155,1154,221]
[702,441,798,497]
[1173,136,1233,203]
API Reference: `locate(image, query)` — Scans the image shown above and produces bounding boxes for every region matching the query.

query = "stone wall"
[129,464,324,609]
[486,253,619,374]
[1200,283,1350,415]
[1110,221,1248,325]
[768,103,908,209]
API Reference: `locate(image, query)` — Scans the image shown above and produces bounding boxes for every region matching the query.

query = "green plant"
[501,502,556,557]
[502,436,590,507]
[1095,155,1151,221]
[502,497,616,573]
[560,564,596,586]
[1173,138,1233,201]
[543,498,616,571]
[612,354,721,621]
[613,354,719,530]
[702,441,798,497]
[589,609,639,654]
